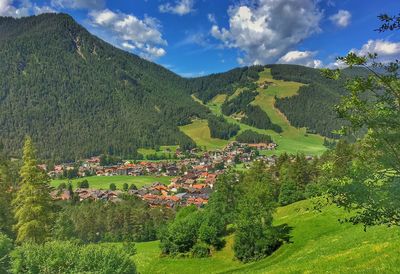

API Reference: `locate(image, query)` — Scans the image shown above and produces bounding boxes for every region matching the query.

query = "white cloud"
[329,10,351,28]
[0,0,30,17]
[89,9,167,59]
[211,0,322,65]
[278,50,322,68]
[159,0,194,16]
[51,0,104,10]
[351,39,400,62]
[0,0,55,17]
[207,13,216,24]
[33,4,56,15]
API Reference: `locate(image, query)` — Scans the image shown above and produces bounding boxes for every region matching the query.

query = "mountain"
[0,13,206,161]
[0,13,361,161]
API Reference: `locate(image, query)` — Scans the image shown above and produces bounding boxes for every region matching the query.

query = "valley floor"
[133,199,400,274]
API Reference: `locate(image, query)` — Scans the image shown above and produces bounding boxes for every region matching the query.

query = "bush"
[110,183,117,191]
[10,241,136,274]
[76,179,89,189]
[190,242,210,258]
[0,233,13,272]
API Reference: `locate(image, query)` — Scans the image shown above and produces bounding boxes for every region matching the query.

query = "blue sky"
[1,0,400,77]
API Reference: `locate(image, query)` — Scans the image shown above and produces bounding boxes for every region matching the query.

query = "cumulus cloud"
[0,0,55,17]
[0,0,31,17]
[51,0,104,10]
[278,50,322,68]
[89,9,167,59]
[351,39,400,62]
[211,0,322,65]
[329,10,351,28]
[159,0,194,15]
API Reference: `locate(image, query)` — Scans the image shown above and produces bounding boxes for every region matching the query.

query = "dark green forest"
[236,130,272,144]
[0,13,208,162]
[271,64,347,138]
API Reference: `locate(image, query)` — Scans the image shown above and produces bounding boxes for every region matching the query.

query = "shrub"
[76,179,89,189]
[190,242,210,258]
[0,233,13,272]
[10,241,136,274]
[110,183,117,191]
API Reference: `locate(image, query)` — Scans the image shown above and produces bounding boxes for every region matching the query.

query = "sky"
[1,0,400,77]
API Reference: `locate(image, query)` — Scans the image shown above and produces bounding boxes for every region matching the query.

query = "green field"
[51,175,173,190]
[185,68,327,155]
[179,119,229,150]
[133,199,400,273]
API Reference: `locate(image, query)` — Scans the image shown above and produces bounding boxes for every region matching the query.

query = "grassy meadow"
[132,199,400,273]
[179,119,229,150]
[51,175,173,190]
[184,68,327,155]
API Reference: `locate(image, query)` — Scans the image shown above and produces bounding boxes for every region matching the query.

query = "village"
[48,141,279,208]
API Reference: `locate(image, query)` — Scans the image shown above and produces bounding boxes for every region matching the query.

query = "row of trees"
[235,130,273,144]
[207,115,240,140]
[241,105,283,133]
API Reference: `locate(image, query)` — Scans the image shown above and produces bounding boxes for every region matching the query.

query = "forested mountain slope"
[0,13,209,161]
[271,64,367,138]
[0,13,362,161]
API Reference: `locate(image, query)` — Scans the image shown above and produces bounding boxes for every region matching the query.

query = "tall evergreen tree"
[12,137,53,243]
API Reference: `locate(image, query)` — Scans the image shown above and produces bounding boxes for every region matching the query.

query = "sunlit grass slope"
[199,68,326,155]
[179,119,229,150]
[133,199,400,274]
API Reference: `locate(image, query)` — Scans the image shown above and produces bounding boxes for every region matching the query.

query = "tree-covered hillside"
[0,13,209,161]
[271,64,369,138]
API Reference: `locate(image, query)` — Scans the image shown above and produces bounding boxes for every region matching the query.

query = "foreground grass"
[133,199,400,274]
[51,175,173,190]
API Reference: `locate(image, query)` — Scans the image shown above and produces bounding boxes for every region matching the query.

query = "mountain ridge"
[0,13,349,161]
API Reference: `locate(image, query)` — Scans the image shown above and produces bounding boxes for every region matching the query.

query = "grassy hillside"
[179,119,229,150]
[186,68,326,155]
[133,199,400,273]
[51,175,173,190]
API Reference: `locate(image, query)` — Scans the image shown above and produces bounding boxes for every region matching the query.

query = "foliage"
[0,13,204,161]
[76,179,89,189]
[377,13,400,32]
[221,90,258,116]
[12,137,54,244]
[233,162,285,262]
[10,241,136,274]
[0,152,14,237]
[160,206,203,255]
[187,66,263,103]
[320,18,400,227]
[241,105,282,133]
[271,64,364,138]
[109,183,117,191]
[0,233,13,272]
[53,196,173,243]
[190,242,210,258]
[236,130,272,143]
[207,115,240,140]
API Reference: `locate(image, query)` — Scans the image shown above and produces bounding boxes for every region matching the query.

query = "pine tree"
[13,137,54,243]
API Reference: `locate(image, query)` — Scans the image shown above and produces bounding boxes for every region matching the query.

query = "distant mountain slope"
[0,13,209,161]
[271,64,368,138]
